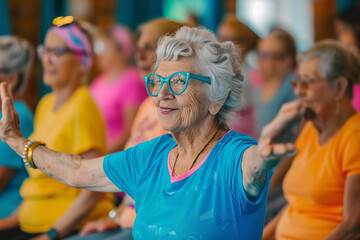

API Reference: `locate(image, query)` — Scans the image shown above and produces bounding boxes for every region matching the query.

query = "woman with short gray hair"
[0,36,33,93]
[154,26,243,128]
[0,36,34,220]
[263,40,360,239]
[0,27,298,239]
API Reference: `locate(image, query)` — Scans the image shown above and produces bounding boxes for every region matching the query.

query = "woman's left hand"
[242,100,303,198]
[0,82,23,143]
[258,100,304,160]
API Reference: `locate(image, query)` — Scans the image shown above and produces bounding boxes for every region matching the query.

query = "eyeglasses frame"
[144,71,211,97]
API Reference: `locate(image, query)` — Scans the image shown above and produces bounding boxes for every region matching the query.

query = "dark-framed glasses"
[37,45,89,63]
[144,71,211,97]
[37,45,74,58]
[291,75,322,90]
[257,51,286,60]
[0,67,12,76]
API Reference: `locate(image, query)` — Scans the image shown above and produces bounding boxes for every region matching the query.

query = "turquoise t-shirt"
[0,101,33,218]
[104,130,272,239]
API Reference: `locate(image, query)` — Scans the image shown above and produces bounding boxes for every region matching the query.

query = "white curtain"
[237,0,314,51]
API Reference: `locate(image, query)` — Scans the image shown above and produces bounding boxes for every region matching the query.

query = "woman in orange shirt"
[263,40,360,239]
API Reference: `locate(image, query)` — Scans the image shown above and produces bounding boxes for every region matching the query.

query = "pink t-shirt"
[90,67,148,147]
[352,84,360,112]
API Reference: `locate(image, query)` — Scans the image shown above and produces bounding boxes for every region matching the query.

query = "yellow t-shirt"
[19,86,114,233]
[277,113,360,239]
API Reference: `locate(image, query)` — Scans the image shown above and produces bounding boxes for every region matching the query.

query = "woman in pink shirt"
[90,25,148,153]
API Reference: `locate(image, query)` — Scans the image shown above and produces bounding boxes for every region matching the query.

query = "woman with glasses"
[0,26,299,239]
[64,18,187,240]
[253,28,299,141]
[0,16,114,240]
[90,25,147,154]
[0,36,34,221]
[263,40,360,240]
[250,28,301,225]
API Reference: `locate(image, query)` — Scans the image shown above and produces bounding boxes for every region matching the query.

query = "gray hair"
[154,26,244,129]
[0,36,34,92]
[298,39,360,98]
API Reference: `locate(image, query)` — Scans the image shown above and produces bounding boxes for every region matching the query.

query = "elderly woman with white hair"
[0,36,34,220]
[0,27,298,239]
[263,40,360,240]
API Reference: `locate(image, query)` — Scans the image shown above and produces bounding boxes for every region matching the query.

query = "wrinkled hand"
[79,218,119,236]
[0,82,22,143]
[258,100,304,160]
[29,233,50,240]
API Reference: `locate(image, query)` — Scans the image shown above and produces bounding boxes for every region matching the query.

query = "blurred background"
[0,0,357,111]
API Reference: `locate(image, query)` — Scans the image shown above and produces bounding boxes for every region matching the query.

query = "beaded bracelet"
[22,140,46,169]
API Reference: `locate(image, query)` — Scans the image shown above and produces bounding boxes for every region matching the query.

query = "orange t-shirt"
[277,113,360,240]
[124,97,167,149]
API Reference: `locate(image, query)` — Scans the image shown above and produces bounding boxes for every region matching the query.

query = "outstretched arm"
[0,82,119,192]
[242,100,303,198]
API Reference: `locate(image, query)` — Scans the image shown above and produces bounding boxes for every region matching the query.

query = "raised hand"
[0,82,22,143]
[258,100,304,160]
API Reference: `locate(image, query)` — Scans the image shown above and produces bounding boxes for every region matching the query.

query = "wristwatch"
[46,228,59,240]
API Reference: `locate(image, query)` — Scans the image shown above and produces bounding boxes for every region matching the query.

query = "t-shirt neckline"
[167,129,232,183]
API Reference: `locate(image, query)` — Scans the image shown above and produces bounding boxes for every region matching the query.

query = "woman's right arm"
[0,82,118,192]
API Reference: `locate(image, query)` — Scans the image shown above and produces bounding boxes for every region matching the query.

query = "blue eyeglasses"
[144,71,211,97]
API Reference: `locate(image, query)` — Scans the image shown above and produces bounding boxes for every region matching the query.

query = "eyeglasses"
[257,51,286,60]
[144,71,211,97]
[37,45,89,63]
[291,75,322,90]
[0,67,11,76]
[36,45,74,63]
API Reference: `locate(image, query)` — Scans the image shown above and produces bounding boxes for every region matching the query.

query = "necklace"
[172,129,219,175]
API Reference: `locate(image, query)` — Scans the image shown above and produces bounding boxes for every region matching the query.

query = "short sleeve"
[221,133,272,214]
[103,135,172,199]
[342,132,360,177]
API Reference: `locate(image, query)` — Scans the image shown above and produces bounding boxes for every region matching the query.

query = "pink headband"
[49,24,93,70]
[110,25,135,57]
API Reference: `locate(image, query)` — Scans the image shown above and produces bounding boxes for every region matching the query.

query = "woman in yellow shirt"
[263,40,360,239]
[0,16,114,240]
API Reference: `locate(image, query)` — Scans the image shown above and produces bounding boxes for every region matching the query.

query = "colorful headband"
[110,25,135,57]
[48,16,93,70]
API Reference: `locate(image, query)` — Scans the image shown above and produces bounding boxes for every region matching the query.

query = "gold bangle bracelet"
[27,141,46,169]
[22,140,46,169]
